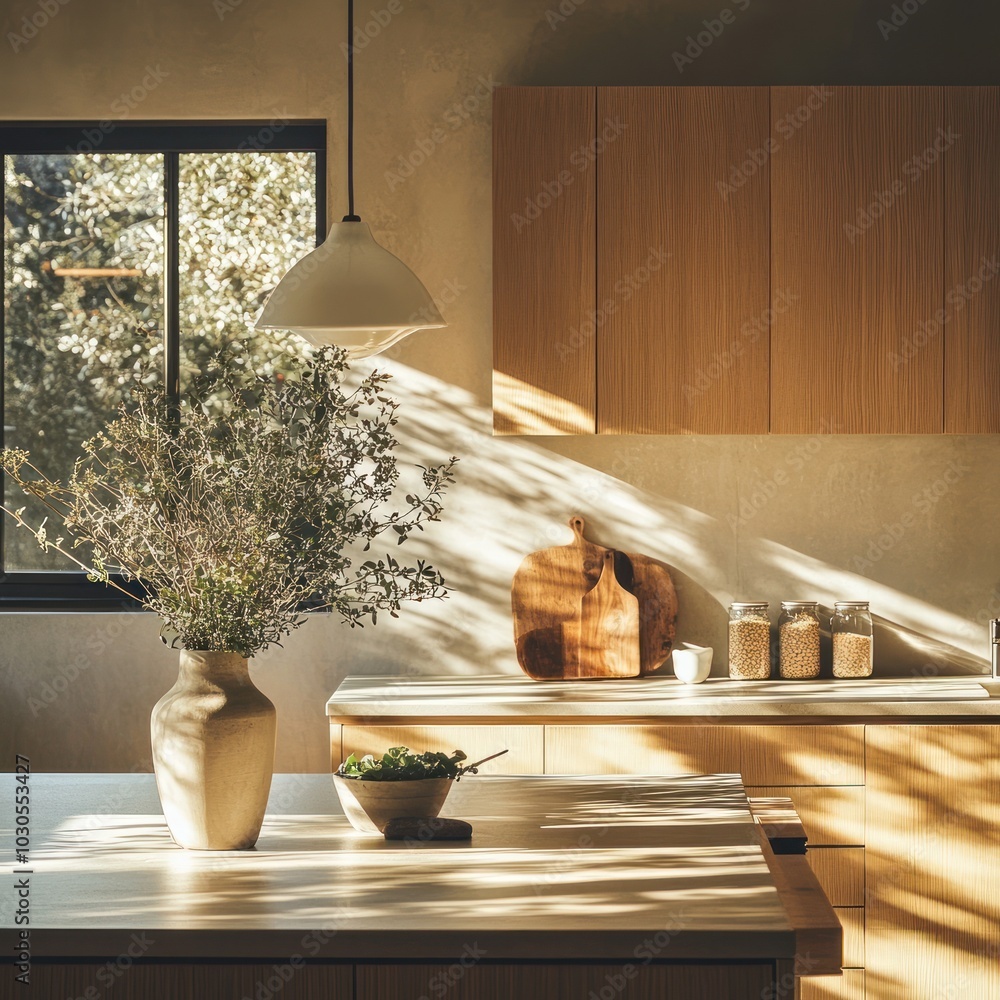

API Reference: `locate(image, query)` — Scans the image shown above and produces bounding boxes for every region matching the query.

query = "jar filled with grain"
[728,602,771,680]
[778,601,821,679]
[831,601,874,678]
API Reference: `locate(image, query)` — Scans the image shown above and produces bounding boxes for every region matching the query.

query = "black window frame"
[0,119,327,610]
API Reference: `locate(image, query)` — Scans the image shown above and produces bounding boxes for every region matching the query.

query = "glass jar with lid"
[778,601,821,680]
[831,601,874,678]
[728,602,771,680]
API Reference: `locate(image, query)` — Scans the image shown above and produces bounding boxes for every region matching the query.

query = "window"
[1,121,326,608]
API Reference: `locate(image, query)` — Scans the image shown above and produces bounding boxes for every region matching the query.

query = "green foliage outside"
[3,150,316,570]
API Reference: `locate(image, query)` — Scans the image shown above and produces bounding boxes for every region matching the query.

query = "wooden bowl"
[333,774,453,835]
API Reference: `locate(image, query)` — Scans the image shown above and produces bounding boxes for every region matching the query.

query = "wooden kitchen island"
[1,772,839,999]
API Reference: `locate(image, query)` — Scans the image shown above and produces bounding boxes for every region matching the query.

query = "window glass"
[178,150,317,392]
[3,152,163,572]
[3,147,318,574]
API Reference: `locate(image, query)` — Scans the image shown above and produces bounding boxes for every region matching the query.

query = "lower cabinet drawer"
[745,785,865,846]
[801,970,865,1000]
[808,848,865,907]
[340,725,544,773]
[544,725,742,774]
[835,906,865,968]
[357,964,780,998]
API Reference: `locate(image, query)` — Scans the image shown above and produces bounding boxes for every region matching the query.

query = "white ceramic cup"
[672,643,714,684]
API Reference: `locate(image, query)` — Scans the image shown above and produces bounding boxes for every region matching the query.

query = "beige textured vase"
[151,650,276,850]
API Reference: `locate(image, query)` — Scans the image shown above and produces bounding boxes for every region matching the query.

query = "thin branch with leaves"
[1,346,457,657]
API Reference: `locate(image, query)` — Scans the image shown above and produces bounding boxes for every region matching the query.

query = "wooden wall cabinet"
[493,86,1000,435]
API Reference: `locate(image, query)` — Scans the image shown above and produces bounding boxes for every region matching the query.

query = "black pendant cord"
[344,0,360,222]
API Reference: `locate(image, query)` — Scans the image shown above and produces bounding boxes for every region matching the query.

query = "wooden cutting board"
[575,550,641,678]
[512,516,677,680]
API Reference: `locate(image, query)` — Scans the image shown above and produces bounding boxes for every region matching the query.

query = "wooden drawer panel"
[341,726,543,774]
[835,907,865,969]
[329,722,342,773]
[746,785,864,846]
[808,848,865,907]
[22,966,352,998]
[741,726,865,786]
[357,964,776,999]
[801,970,865,1000]
[544,725,741,775]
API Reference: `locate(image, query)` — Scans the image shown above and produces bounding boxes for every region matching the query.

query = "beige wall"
[1,0,998,773]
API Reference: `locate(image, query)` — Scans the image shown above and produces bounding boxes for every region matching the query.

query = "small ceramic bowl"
[333,774,454,835]
[672,643,714,684]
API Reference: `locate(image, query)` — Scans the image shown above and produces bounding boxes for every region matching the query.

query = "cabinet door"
[597,86,770,433]
[770,87,944,433]
[866,725,1000,999]
[944,87,1000,432]
[493,87,596,435]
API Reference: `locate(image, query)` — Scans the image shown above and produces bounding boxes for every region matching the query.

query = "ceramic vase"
[151,649,276,850]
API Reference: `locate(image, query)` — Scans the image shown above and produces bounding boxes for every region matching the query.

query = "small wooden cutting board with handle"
[572,550,641,678]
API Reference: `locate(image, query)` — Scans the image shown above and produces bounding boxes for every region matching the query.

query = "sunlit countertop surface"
[0,773,801,962]
[327,675,1000,722]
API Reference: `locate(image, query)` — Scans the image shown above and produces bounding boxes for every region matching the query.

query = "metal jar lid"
[834,601,870,609]
[781,601,819,610]
[730,602,769,610]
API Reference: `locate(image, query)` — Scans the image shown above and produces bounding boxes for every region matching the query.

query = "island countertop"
[326,674,1000,724]
[0,772,832,965]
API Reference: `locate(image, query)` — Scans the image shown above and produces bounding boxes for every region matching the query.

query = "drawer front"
[357,963,777,999]
[741,726,865,786]
[746,785,865,846]
[544,725,741,775]
[835,906,865,969]
[801,970,865,1000]
[808,847,865,907]
[340,725,543,774]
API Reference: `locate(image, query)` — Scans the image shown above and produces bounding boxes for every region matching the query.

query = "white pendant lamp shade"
[255,220,446,359]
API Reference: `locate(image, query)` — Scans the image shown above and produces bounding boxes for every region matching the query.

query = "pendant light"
[255,0,446,358]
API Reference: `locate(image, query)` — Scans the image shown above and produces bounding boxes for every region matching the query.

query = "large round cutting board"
[511,516,678,680]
